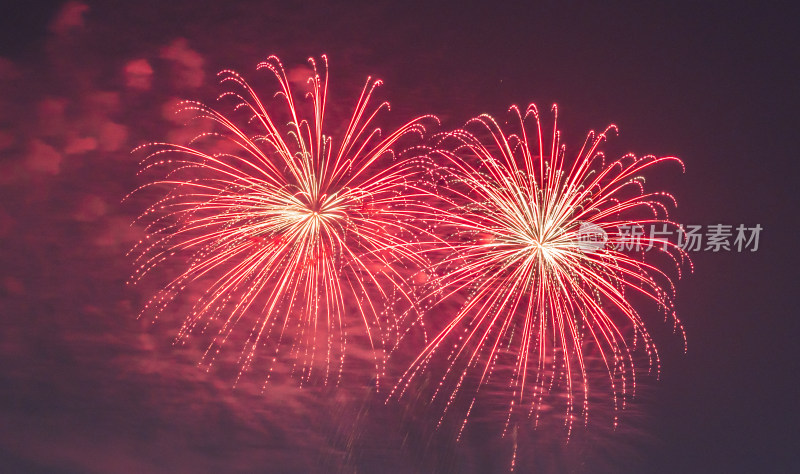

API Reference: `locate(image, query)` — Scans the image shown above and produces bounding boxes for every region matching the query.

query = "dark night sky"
[0,1,796,472]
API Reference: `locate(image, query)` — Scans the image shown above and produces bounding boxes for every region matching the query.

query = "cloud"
[0,57,20,81]
[0,130,14,151]
[49,1,89,35]
[0,207,13,238]
[287,65,315,94]
[87,91,121,114]
[26,139,62,174]
[1,276,24,296]
[160,38,205,89]
[92,216,142,248]
[96,121,128,152]
[124,59,154,90]
[37,97,68,138]
[64,135,98,155]
[73,195,108,222]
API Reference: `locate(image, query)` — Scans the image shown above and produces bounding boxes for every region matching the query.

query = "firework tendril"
[391,104,689,439]
[130,56,434,388]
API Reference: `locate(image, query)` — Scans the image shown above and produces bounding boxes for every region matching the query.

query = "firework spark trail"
[129,55,435,388]
[391,104,689,438]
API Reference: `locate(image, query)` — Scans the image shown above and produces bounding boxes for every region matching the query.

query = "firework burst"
[129,55,433,387]
[392,104,689,439]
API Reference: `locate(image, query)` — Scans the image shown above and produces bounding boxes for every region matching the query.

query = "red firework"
[129,56,434,387]
[392,104,689,438]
